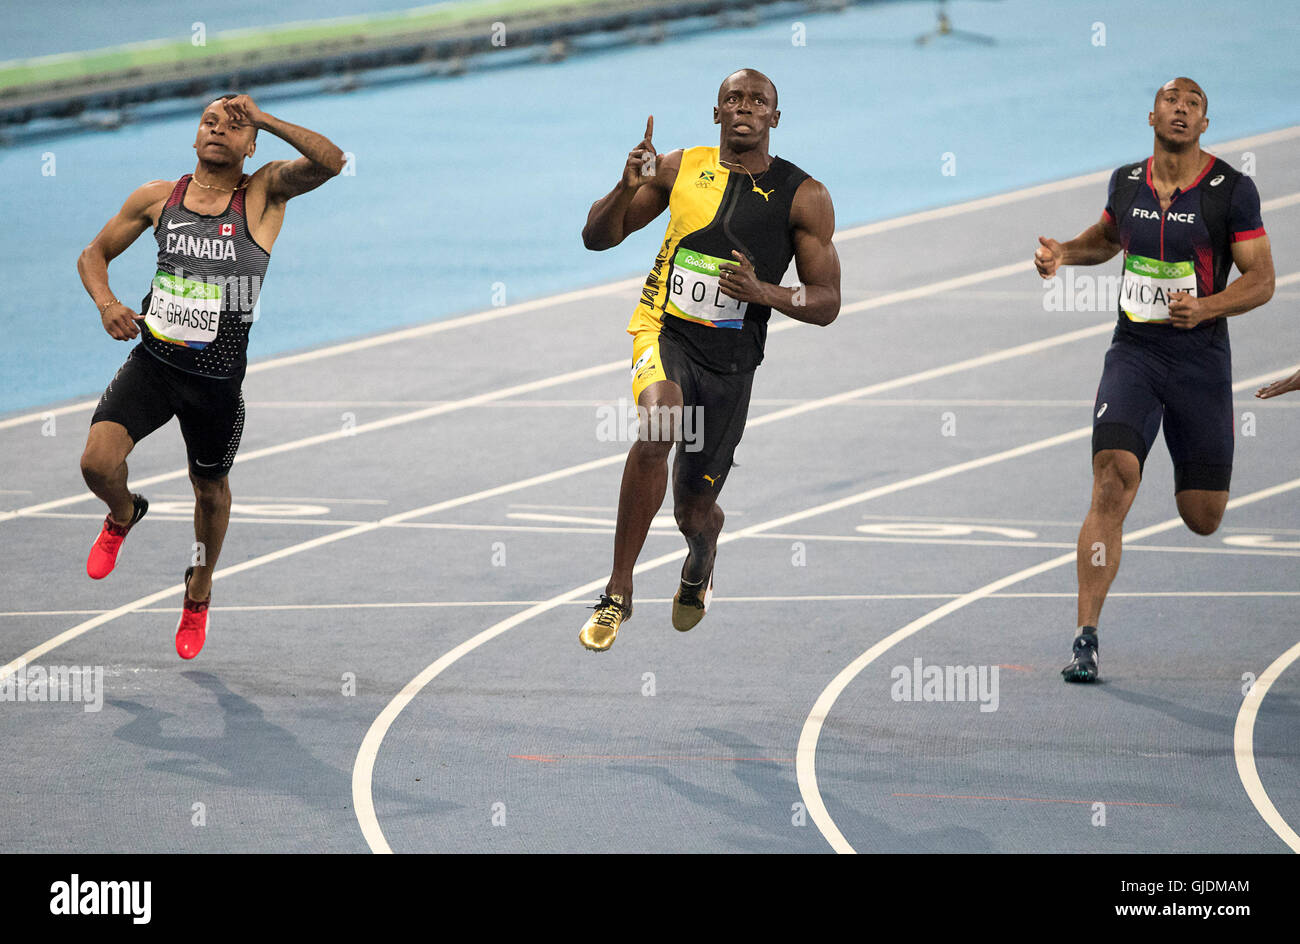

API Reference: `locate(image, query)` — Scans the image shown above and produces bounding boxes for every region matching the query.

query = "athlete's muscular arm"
[1169,235,1275,329]
[223,95,344,253]
[226,95,346,201]
[583,116,681,250]
[77,180,172,340]
[718,178,841,326]
[1033,214,1122,278]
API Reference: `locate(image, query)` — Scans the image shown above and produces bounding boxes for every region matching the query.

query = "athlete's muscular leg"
[673,473,723,585]
[187,473,231,602]
[80,421,137,524]
[1076,449,1142,628]
[606,379,683,601]
[1175,489,1228,535]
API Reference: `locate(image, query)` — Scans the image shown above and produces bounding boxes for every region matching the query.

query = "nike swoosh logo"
[194,460,220,467]
[167,221,197,230]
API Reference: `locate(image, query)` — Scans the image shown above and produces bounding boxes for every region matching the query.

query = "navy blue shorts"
[1091,322,1233,492]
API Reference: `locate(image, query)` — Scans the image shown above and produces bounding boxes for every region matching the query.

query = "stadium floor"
[2,127,1299,853]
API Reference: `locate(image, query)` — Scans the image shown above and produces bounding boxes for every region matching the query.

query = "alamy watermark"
[1042,270,1123,313]
[596,399,704,451]
[0,660,103,712]
[890,658,999,712]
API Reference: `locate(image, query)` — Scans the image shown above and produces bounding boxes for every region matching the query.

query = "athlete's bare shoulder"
[244,162,275,181]
[127,179,176,226]
[654,148,685,192]
[790,176,834,233]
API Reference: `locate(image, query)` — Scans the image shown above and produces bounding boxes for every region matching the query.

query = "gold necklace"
[719,157,775,200]
[191,174,235,193]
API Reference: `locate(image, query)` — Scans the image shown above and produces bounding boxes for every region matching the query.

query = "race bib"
[1120,253,1196,323]
[144,271,221,348]
[665,248,747,329]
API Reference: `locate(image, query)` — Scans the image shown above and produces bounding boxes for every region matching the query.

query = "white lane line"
[1235,640,1300,852]
[0,312,1131,680]
[0,360,625,523]
[7,590,1300,619]
[153,493,389,504]
[1006,591,1300,599]
[0,452,627,681]
[25,509,1300,557]
[0,610,109,617]
[1232,647,1300,852]
[0,252,1066,524]
[344,352,1300,849]
[236,396,1300,410]
[754,532,1300,557]
[0,277,642,432]
[505,511,676,528]
[858,513,1083,526]
[8,236,1297,525]
[508,503,618,511]
[349,418,1128,852]
[1262,192,1300,212]
[796,475,1300,855]
[5,128,1295,435]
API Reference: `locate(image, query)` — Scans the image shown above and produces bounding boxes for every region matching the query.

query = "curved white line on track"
[796,476,1300,853]
[1,310,1125,681]
[351,421,1123,851]
[348,361,1300,850]
[1234,640,1300,852]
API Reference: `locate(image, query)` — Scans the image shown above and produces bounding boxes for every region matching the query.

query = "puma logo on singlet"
[752,186,773,201]
[703,473,718,486]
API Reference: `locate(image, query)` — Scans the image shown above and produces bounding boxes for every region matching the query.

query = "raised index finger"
[644,115,654,144]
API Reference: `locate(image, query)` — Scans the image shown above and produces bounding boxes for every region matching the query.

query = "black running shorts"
[637,328,754,498]
[91,345,246,480]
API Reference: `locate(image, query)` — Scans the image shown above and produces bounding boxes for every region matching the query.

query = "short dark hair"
[1154,78,1206,116]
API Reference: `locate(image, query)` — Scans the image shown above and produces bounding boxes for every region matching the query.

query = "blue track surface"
[3,0,1299,412]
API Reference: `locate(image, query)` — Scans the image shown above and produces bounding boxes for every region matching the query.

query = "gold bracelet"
[97,298,120,312]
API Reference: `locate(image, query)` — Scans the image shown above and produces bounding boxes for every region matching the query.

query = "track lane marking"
[351,423,1133,852]
[1,310,1141,680]
[1234,640,1300,852]
[796,474,1300,854]
[0,256,1068,523]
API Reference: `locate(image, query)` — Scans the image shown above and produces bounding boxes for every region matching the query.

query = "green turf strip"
[0,0,618,91]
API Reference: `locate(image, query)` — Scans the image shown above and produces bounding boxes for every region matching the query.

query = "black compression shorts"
[648,329,754,499]
[91,345,246,480]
